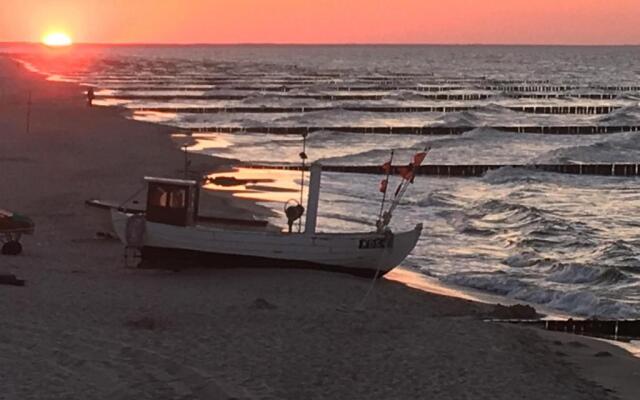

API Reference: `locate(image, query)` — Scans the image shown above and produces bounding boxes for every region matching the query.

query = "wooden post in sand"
[25,90,32,133]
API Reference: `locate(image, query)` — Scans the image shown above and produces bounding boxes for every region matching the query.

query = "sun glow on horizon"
[42,32,73,47]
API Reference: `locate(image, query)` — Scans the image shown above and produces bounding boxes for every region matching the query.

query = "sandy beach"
[1,55,638,399]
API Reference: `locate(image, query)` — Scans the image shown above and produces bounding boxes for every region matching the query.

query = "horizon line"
[1,41,640,47]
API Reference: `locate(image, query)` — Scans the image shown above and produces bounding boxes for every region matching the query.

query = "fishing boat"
[110,151,426,277]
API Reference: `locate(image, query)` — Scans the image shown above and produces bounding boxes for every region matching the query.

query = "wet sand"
[1,55,638,399]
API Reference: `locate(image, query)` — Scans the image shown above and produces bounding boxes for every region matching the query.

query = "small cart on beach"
[0,209,35,255]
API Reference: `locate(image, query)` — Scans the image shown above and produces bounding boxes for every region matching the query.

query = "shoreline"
[2,53,639,399]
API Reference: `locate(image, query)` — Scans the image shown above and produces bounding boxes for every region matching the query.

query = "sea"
[4,44,640,320]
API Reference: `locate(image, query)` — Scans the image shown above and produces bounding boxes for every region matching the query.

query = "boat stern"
[110,209,130,245]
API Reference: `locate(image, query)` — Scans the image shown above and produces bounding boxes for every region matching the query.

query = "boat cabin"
[145,177,199,227]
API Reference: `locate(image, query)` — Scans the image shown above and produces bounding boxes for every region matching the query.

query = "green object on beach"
[0,209,35,234]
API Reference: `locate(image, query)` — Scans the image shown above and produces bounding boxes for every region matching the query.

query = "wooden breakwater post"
[240,163,640,178]
[132,104,625,115]
[100,91,628,102]
[494,319,640,342]
[190,125,640,136]
[544,319,640,341]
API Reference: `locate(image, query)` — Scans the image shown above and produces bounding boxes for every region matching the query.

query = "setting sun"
[42,32,72,47]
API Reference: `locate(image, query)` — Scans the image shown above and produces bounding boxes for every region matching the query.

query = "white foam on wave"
[503,252,542,268]
[547,263,608,284]
[437,111,482,126]
[443,272,640,319]
[598,104,640,125]
[534,131,640,164]
[481,166,547,185]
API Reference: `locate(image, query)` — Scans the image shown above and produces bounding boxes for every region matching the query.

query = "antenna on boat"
[182,143,190,179]
[298,132,308,233]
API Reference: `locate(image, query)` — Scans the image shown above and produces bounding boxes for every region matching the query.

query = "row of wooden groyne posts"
[79,73,546,84]
[99,84,640,93]
[510,320,640,342]
[242,163,640,178]
[68,71,478,80]
[133,105,627,115]
[79,70,600,85]
[105,92,630,101]
[190,125,640,135]
[86,72,640,92]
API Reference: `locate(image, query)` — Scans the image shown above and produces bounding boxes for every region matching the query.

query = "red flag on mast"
[413,151,427,167]
[397,165,414,181]
[379,178,388,193]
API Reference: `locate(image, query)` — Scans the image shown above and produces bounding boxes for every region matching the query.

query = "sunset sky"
[0,0,639,45]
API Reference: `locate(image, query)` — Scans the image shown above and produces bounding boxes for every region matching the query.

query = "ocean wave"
[598,105,640,125]
[431,194,575,245]
[416,191,461,208]
[481,167,544,185]
[443,195,598,256]
[473,103,521,116]
[416,128,522,154]
[461,126,517,139]
[472,199,546,226]
[221,137,300,150]
[320,212,374,227]
[445,211,496,236]
[443,272,526,297]
[241,93,288,105]
[546,263,628,285]
[534,130,640,164]
[619,94,640,101]
[272,109,340,125]
[544,291,639,319]
[318,147,402,164]
[595,240,640,263]
[437,111,482,126]
[502,252,548,268]
[443,272,639,318]
[384,90,426,101]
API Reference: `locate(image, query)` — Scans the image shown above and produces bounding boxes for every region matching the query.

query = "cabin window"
[149,187,169,207]
[149,187,186,209]
[146,180,198,227]
[169,189,186,209]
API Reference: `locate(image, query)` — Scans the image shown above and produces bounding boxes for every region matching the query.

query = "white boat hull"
[111,211,422,277]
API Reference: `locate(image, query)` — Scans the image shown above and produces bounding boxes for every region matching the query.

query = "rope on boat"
[117,185,147,211]
[354,262,384,312]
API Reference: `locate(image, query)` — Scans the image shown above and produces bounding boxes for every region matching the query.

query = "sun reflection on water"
[206,167,301,203]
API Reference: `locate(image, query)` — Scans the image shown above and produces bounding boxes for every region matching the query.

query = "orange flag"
[413,151,427,167]
[397,165,414,181]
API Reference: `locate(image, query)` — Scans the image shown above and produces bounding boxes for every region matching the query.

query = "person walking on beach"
[86,87,95,107]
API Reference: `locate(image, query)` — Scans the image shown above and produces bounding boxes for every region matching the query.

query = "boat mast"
[305,163,322,234]
[378,147,430,231]
[376,150,394,229]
